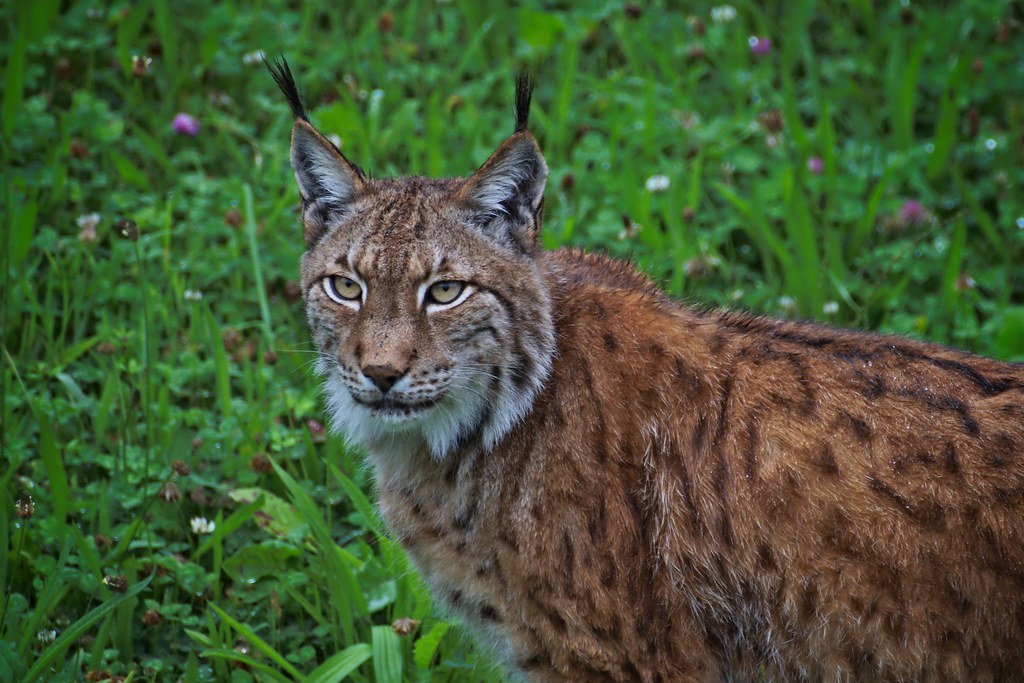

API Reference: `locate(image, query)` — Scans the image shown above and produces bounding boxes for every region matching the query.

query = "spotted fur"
[271,67,1024,681]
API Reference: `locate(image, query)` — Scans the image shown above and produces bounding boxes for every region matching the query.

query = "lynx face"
[303,181,555,458]
[268,61,555,459]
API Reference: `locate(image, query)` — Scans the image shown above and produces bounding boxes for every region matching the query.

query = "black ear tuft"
[514,72,534,133]
[264,55,308,122]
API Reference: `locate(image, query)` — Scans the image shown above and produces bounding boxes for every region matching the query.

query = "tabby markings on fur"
[267,59,1024,681]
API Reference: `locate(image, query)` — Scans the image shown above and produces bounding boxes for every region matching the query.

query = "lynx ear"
[265,56,366,246]
[458,74,547,252]
[459,132,548,251]
[290,121,366,244]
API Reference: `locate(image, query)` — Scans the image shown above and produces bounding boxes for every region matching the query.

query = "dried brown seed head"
[251,452,272,473]
[16,496,35,519]
[116,218,138,242]
[103,574,128,592]
[225,208,243,228]
[391,617,421,636]
[70,139,90,159]
[159,481,181,502]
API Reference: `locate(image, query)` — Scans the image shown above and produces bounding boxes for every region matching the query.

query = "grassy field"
[2,1,1023,681]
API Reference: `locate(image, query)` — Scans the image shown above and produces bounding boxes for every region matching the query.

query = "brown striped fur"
[269,62,1024,681]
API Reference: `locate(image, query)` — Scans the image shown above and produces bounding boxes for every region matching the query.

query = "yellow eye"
[427,281,465,305]
[324,275,361,303]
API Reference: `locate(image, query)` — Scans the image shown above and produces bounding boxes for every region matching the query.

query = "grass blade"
[941,216,967,317]
[200,648,294,682]
[926,57,967,180]
[37,411,69,538]
[2,6,28,140]
[328,463,384,537]
[23,574,153,683]
[204,305,233,418]
[207,602,304,681]
[272,459,367,642]
[243,183,275,345]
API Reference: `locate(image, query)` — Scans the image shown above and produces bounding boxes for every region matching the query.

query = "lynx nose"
[362,364,405,393]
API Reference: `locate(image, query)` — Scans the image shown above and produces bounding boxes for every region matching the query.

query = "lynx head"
[267,58,555,459]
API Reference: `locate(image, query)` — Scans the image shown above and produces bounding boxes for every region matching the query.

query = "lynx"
[267,59,1024,681]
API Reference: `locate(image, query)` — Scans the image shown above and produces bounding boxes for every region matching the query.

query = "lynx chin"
[268,59,1024,681]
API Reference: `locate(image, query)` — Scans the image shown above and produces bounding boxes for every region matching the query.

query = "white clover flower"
[823,301,839,315]
[184,289,203,301]
[131,55,153,77]
[779,296,796,313]
[190,516,215,534]
[617,222,642,241]
[711,5,737,23]
[730,289,744,301]
[328,134,343,149]
[645,175,670,193]
[242,50,265,66]
[38,629,58,644]
[77,213,100,230]
[77,213,100,243]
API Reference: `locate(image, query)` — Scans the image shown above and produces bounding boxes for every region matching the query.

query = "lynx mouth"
[353,394,443,420]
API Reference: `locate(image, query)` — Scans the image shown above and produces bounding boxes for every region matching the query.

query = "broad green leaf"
[0,641,26,682]
[306,643,372,683]
[109,150,150,190]
[222,543,300,583]
[413,622,450,671]
[995,309,1024,361]
[372,625,403,683]
[226,488,306,542]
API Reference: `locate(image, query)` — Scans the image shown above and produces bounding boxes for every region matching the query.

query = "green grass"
[3,1,1023,680]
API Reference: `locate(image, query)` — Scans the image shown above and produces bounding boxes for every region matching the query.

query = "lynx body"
[268,61,1024,681]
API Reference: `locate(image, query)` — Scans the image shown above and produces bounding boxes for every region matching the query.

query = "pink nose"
[362,364,404,392]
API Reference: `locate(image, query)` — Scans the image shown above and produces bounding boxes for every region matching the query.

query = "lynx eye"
[427,281,466,305]
[323,275,362,304]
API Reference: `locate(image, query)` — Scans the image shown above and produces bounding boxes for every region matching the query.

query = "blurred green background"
[2,1,1023,681]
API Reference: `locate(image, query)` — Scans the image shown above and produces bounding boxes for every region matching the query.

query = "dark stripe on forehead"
[333,253,353,271]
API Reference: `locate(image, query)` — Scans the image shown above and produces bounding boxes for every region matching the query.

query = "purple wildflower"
[898,199,928,226]
[172,113,200,137]
[807,157,824,174]
[749,37,772,55]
